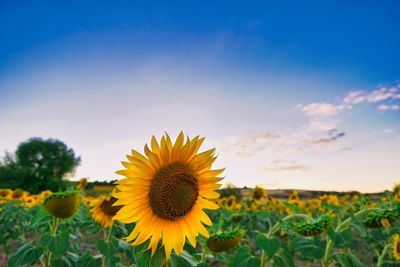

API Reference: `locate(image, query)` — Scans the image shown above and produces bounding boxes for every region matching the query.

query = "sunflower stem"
[105,224,113,242]
[201,241,208,263]
[377,243,389,267]
[44,217,60,267]
[101,225,113,267]
[260,250,266,267]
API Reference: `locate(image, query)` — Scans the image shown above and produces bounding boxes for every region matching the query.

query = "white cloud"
[342,90,366,104]
[297,103,339,116]
[341,85,400,105]
[367,86,400,102]
[260,160,309,172]
[308,119,339,132]
[377,104,400,111]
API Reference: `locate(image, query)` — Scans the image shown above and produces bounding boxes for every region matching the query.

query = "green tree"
[218,183,243,200]
[0,138,81,193]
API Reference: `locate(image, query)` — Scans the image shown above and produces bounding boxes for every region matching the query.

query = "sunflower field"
[1,133,400,267]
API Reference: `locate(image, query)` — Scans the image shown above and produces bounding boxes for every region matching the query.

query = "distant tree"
[0,138,81,193]
[0,152,22,189]
[218,183,243,200]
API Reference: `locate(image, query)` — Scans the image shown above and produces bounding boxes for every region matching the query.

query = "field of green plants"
[1,185,400,267]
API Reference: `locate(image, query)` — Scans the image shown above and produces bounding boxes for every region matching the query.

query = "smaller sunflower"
[225,195,237,210]
[250,186,266,201]
[364,207,400,228]
[77,178,88,190]
[44,191,79,219]
[91,195,122,228]
[23,196,38,208]
[40,190,52,200]
[293,215,331,237]
[0,189,12,200]
[206,229,242,252]
[11,189,27,200]
[393,234,400,261]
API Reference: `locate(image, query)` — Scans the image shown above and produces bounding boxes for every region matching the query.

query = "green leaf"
[133,242,165,267]
[328,229,351,248]
[40,231,70,256]
[257,234,281,259]
[75,252,103,267]
[291,237,325,260]
[241,256,261,267]
[52,256,74,267]
[339,252,366,267]
[29,206,51,229]
[273,251,295,267]
[97,239,119,267]
[8,241,44,267]
[231,246,252,267]
[168,251,198,267]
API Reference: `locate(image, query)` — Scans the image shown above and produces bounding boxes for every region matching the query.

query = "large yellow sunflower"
[393,234,400,261]
[91,195,122,228]
[113,132,223,259]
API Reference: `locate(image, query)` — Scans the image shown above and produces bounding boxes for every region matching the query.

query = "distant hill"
[240,188,387,200]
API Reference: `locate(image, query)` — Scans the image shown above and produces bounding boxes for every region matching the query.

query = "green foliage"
[40,231,70,256]
[339,252,366,267]
[1,191,400,267]
[257,234,281,259]
[0,137,80,193]
[291,237,325,260]
[8,241,44,267]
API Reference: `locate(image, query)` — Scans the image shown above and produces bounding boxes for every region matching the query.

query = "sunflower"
[11,189,27,200]
[364,207,399,228]
[77,178,88,190]
[113,132,223,259]
[91,195,122,228]
[393,234,400,261]
[23,196,38,208]
[44,191,79,219]
[250,186,266,201]
[206,229,242,252]
[292,215,331,236]
[0,189,12,200]
[39,190,52,201]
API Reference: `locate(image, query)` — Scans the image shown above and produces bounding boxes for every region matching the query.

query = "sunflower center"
[100,197,122,216]
[149,162,198,220]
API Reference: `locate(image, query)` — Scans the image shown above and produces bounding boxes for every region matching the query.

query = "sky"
[0,1,399,192]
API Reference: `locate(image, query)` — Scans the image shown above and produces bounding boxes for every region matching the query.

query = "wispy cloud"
[377,104,400,111]
[297,103,341,116]
[312,130,345,144]
[222,126,346,158]
[260,160,309,172]
[299,83,400,117]
[342,84,400,105]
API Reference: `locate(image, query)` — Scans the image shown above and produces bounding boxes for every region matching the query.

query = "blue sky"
[0,1,399,192]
